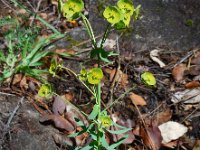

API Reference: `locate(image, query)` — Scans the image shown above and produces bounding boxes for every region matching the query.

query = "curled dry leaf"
[172,64,187,82]
[158,121,188,143]
[39,114,75,132]
[171,88,200,104]
[150,49,166,68]
[185,81,200,89]
[130,92,146,106]
[140,121,162,150]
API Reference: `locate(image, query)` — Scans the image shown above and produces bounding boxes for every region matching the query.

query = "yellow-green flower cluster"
[79,68,103,85]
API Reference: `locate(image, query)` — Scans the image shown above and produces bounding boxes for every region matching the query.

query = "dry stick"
[0,96,24,143]
[181,104,200,123]
[132,101,156,150]
[107,35,121,106]
[29,0,42,26]
[0,0,17,13]
[173,48,200,68]
[0,91,16,96]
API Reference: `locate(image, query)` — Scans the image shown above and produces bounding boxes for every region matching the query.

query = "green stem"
[80,13,97,48]
[58,65,96,97]
[9,0,61,34]
[100,24,111,49]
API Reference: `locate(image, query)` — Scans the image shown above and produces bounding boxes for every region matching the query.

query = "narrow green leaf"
[106,127,131,134]
[109,135,128,149]
[88,104,99,120]
[0,51,6,62]
[29,51,49,66]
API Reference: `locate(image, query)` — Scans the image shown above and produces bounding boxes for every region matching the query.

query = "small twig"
[29,0,43,26]
[0,91,16,96]
[0,96,24,144]
[173,48,200,68]
[107,35,121,106]
[0,0,17,13]
[5,97,24,129]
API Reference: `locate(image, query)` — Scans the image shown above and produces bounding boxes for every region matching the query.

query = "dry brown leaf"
[191,52,200,65]
[12,74,23,85]
[154,109,172,125]
[52,96,66,115]
[130,92,146,106]
[185,81,200,89]
[55,48,76,55]
[172,64,187,82]
[40,114,75,132]
[140,121,162,150]
[107,68,129,88]
[75,127,89,147]
[53,134,74,147]
[64,92,74,102]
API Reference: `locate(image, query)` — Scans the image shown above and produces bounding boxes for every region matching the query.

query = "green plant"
[0,16,64,81]
[52,0,141,149]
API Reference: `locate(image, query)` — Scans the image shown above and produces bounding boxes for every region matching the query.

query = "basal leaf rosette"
[103,6,122,25]
[38,84,52,98]
[117,0,134,16]
[62,0,84,20]
[88,68,103,85]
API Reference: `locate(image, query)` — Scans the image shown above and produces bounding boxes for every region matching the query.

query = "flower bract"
[141,71,156,87]
[103,6,122,25]
[117,0,134,16]
[62,0,84,20]
[88,68,103,84]
[38,84,52,98]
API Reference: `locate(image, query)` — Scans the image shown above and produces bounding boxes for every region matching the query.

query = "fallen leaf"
[171,88,200,104]
[154,109,172,125]
[172,64,187,82]
[75,127,89,147]
[55,48,76,55]
[150,49,166,68]
[130,92,146,106]
[39,114,75,132]
[191,51,200,65]
[53,134,74,147]
[64,92,74,102]
[185,81,200,89]
[162,140,179,148]
[52,96,66,115]
[140,121,162,150]
[158,121,188,143]
[108,68,129,88]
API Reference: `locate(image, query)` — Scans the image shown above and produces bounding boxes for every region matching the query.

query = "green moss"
[185,19,193,27]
